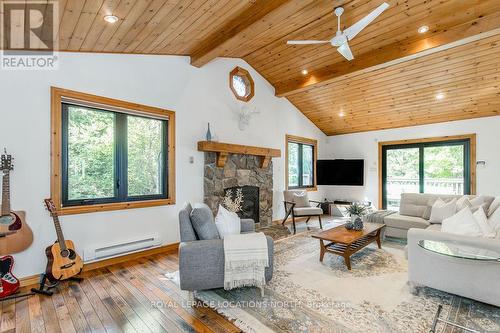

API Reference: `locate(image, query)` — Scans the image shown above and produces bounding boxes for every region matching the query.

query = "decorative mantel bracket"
[197,141,281,168]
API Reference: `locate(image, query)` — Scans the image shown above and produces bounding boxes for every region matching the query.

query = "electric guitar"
[44,199,83,282]
[0,149,33,255]
[0,256,20,298]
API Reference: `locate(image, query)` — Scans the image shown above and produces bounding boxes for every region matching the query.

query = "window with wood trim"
[378,134,476,210]
[229,67,254,102]
[51,87,176,215]
[286,135,317,190]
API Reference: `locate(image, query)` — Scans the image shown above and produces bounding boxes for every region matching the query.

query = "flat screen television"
[317,159,364,186]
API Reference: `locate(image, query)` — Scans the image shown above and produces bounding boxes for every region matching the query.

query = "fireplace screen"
[223,186,260,223]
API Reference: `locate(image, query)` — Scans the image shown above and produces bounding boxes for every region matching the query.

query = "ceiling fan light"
[418,25,429,34]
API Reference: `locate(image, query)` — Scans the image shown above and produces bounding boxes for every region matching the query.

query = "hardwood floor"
[0,253,241,333]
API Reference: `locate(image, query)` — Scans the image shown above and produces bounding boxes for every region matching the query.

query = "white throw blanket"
[223,232,269,292]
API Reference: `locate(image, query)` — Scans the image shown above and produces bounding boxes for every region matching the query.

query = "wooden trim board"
[19,243,179,287]
[50,87,176,215]
[377,134,477,209]
[197,141,280,168]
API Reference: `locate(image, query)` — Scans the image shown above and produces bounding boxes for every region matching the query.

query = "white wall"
[0,52,327,278]
[322,117,500,206]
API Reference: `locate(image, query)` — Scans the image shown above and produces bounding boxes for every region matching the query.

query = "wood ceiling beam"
[189,0,302,68]
[274,12,500,97]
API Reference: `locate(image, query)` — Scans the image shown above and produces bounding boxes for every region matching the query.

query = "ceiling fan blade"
[287,40,330,45]
[337,42,354,61]
[344,2,389,40]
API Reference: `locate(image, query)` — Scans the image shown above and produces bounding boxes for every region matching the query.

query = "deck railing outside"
[386,177,464,210]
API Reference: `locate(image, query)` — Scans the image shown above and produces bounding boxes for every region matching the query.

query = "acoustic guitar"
[0,149,33,255]
[43,199,83,282]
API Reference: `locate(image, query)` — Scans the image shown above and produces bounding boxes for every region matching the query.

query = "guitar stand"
[31,272,84,297]
[31,273,58,296]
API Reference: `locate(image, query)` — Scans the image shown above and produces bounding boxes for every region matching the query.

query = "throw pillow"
[293,192,309,207]
[488,208,500,234]
[473,208,496,238]
[190,205,220,240]
[429,198,457,224]
[470,203,488,214]
[422,197,439,220]
[215,205,241,239]
[441,207,482,237]
[455,196,471,211]
[488,197,500,217]
[470,196,485,207]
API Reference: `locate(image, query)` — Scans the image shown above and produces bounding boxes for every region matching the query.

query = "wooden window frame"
[377,134,476,209]
[285,134,317,191]
[229,66,254,102]
[51,87,176,215]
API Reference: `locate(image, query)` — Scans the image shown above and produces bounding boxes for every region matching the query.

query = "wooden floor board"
[14,296,31,333]
[27,295,45,333]
[0,253,241,333]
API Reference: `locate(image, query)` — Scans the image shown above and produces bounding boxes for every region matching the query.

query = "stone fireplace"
[203,153,273,226]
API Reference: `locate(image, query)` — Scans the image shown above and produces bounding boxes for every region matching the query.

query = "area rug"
[169,228,500,333]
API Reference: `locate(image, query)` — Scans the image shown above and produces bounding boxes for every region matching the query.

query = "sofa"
[384,193,495,238]
[178,203,274,292]
[390,193,500,307]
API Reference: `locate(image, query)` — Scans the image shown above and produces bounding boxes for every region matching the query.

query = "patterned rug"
[172,224,500,333]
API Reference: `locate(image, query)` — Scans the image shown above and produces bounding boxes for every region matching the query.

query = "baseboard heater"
[83,235,162,262]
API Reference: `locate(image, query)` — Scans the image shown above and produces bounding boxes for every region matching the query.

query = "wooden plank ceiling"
[13,0,500,135]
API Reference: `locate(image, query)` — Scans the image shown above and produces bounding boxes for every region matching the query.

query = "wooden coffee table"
[312,223,386,270]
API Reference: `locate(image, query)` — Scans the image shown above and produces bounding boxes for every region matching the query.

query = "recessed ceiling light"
[339,112,345,117]
[104,15,119,23]
[301,69,308,75]
[418,25,429,34]
[435,93,445,100]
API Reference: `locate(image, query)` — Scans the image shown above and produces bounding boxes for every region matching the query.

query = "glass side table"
[418,239,500,262]
[418,239,500,333]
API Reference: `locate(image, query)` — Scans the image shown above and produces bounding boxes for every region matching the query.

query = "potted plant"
[346,203,367,222]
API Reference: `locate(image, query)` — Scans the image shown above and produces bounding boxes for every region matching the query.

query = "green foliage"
[386,145,464,180]
[424,146,464,179]
[288,142,314,187]
[288,143,299,186]
[67,106,164,200]
[68,107,114,200]
[386,148,419,179]
[127,116,163,196]
[346,203,367,216]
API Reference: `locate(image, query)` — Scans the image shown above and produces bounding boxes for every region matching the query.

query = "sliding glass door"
[382,139,471,210]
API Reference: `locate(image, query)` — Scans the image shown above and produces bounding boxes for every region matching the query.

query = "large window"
[286,135,317,190]
[51,87,175,215]
[379,135,475,210]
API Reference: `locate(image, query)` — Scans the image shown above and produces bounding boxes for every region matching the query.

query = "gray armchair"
[178,203,274,292]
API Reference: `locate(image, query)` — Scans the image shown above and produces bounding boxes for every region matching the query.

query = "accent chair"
[282,190,323,234]
[178,203,274,294]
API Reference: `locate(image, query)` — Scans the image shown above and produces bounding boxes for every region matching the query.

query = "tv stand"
[323,200,372,217]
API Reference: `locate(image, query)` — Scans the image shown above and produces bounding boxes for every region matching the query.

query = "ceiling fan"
[287,2,389,61]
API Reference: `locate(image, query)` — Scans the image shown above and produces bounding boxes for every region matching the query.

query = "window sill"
[57,198,175,216]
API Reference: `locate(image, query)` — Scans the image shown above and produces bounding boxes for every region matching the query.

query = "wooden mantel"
[197,141,281,168]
